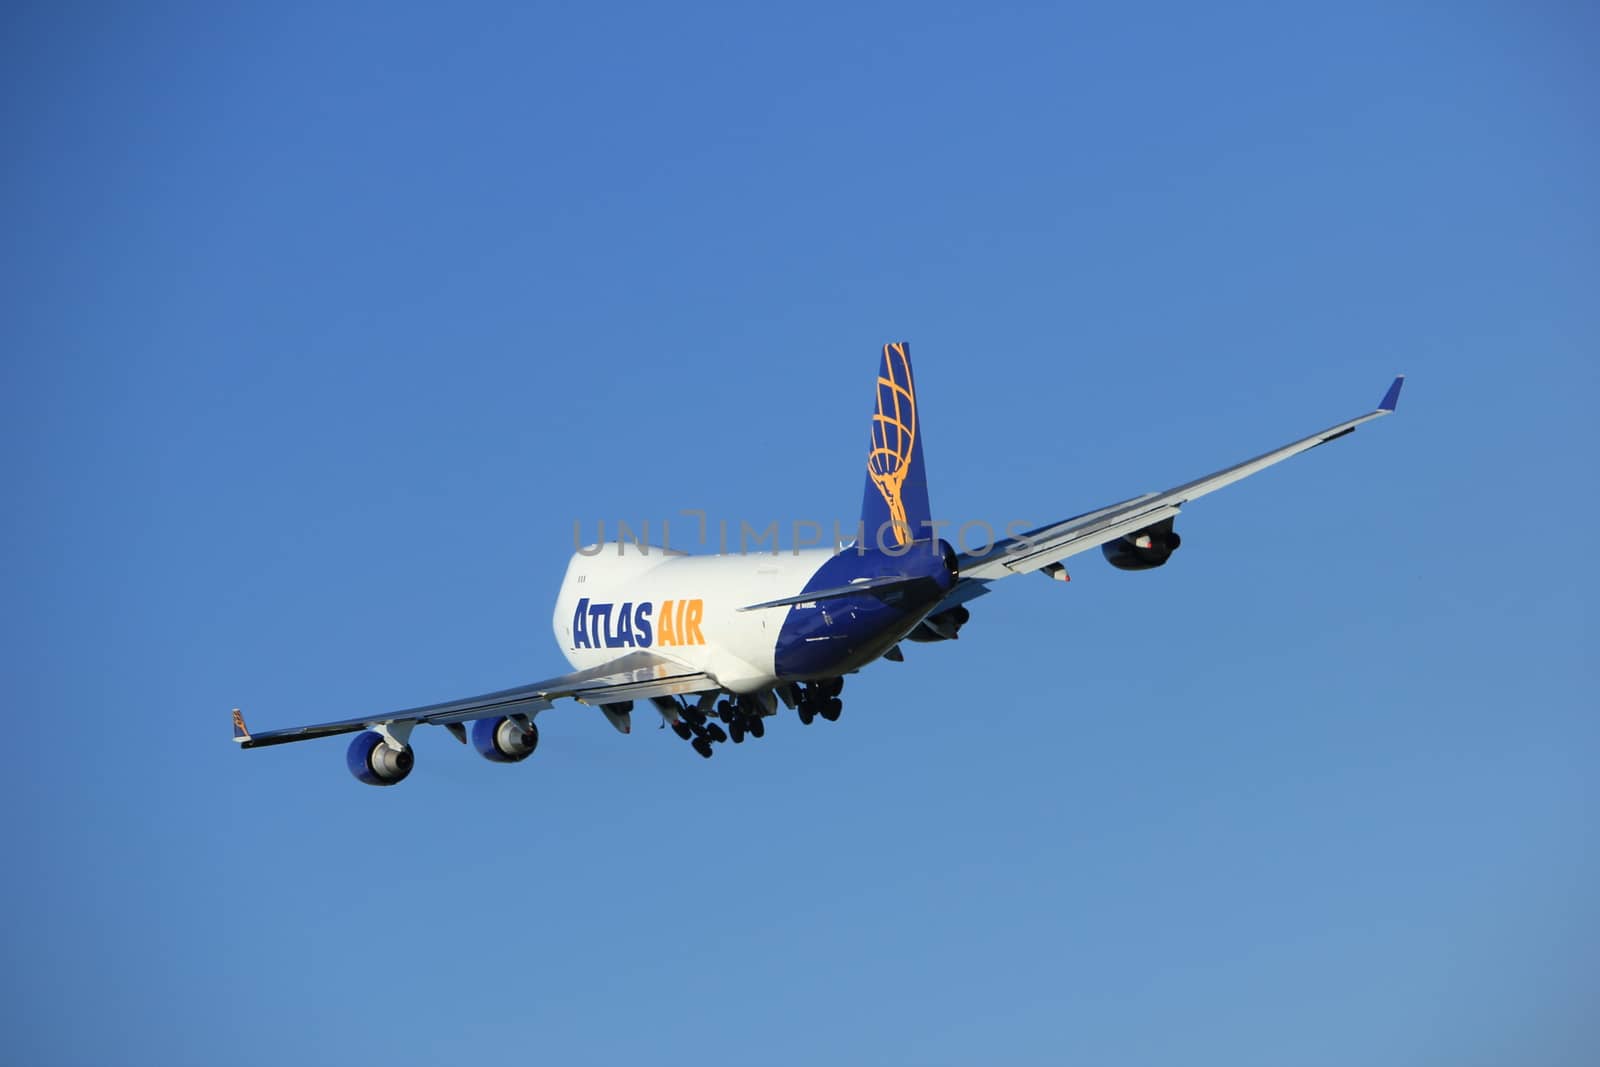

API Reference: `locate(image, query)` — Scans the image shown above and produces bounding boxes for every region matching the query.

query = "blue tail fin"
[861,342,932,549]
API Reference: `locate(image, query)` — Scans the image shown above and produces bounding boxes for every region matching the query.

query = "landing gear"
[666,687,821,757]
[796,678,844,725]
[716,696,767,746]
[666,694,768,759]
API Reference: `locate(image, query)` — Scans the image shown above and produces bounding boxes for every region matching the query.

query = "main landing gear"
[796,677,843,726]
[721,698,765,745]
[670,696,761,759]
[661,679,845,758]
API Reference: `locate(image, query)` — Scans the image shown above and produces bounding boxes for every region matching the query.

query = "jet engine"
[1102,518,1182,571]
[471,716,540,763]
[907,604,971,642]
[346,730,415,787]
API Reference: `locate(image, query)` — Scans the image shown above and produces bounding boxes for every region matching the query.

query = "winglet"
[1378,375,1405,413]
[231,708,252,744]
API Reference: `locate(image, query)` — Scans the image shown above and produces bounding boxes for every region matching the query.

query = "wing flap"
[965,500,1183,579]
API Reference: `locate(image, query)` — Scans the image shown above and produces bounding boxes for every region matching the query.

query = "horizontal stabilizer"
[739,573,933,612]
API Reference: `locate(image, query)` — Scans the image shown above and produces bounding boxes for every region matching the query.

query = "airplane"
[232,343,1404,785]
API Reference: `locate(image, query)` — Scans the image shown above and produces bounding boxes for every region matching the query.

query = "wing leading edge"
[232,651,718,749]
[945,375,1404,604]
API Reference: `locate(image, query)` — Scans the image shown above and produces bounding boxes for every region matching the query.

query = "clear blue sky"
[4,4,1595,1065]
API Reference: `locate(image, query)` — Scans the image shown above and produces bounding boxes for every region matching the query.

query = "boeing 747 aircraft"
[232,344,1403,784]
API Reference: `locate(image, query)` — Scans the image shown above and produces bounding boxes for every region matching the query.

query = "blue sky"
[4,3,1596,1064]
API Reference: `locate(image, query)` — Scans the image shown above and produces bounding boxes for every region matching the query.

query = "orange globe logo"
[868,342,917,546]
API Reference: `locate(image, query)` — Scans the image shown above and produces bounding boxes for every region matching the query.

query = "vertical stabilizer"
[861,342,932,548]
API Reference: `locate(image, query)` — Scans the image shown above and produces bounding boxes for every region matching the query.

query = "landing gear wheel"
[692,737,714,758]
[820,697,842,722]
[729,720,745,743]
[798,705,815,725]
[717,700,734,722]
[827,677,844,698]
[705,723,728,743]
[671,721,692,740]
[748,716,765,739]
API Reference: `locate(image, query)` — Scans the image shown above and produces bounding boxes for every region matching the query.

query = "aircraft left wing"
[941,375,1404,608]
[231,651,718,749]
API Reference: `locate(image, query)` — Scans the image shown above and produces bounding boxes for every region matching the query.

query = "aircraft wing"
[232,651,718,749]
[942,375,1404,608]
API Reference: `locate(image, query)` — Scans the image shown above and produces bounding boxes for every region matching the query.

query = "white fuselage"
[552,543,835,693]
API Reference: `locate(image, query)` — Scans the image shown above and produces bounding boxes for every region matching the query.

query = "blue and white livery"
[232,343,1404,783]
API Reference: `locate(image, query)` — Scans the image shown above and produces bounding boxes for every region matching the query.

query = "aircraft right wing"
[940,375,1404,609]
[232,651,718,749]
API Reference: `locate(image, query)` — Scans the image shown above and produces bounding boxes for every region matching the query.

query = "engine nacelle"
[1102,518,1182,571]
[907,604,971,642]
[471,716,540,763]
[346,730,414,787]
